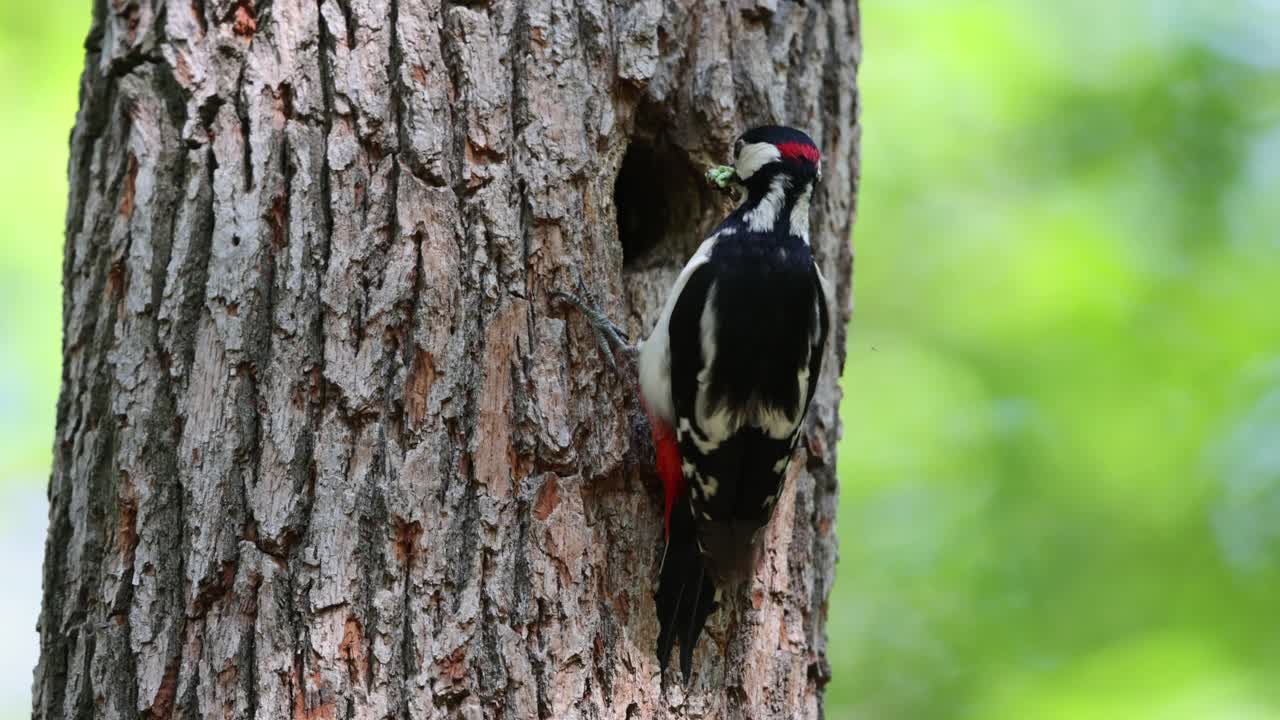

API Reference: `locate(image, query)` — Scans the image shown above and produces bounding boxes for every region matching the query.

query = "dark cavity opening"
[615,137,714,267]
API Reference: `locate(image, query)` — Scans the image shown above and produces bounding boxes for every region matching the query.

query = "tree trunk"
[35,0,859,717]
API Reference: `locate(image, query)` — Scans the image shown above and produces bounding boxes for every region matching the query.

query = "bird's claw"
[550,286,635,374]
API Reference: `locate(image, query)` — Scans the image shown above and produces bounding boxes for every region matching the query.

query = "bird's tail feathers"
[655,503,718,683]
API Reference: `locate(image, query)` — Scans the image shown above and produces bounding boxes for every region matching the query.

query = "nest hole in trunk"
[614,135,719,269]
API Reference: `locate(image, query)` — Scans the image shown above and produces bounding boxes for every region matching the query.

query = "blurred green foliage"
[3,1,1279,718]
[829,1,1280,718]
[0,0,87,485]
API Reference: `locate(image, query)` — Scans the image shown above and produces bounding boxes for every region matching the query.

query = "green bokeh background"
[3,1,1279,718]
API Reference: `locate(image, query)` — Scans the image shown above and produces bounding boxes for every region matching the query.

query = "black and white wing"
[668,256,829,552]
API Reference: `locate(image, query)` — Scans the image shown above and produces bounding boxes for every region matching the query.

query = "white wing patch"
[698,474,719,498]
[637,233,721,424]
[754,399,802,440]
[678,417,721,455]
[814,262,834,320]
[696,282,718,386]
[694,281,745,444]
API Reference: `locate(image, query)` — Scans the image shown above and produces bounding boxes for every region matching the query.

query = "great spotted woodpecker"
[555,125,830,683]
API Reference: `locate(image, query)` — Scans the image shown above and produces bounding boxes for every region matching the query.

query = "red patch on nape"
[777,141,821,165]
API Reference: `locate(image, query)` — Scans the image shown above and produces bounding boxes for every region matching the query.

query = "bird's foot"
[550,281,637,375]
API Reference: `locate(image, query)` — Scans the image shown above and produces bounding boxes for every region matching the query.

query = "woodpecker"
[556,125,830,683]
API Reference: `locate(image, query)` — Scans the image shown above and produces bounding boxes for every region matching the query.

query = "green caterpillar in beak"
[705,165,736,189]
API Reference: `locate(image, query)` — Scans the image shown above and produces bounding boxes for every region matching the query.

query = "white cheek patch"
[789,184,812,243]
[735,142,781,181]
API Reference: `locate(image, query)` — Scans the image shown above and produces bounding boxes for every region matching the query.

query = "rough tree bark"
[35,0,859,718]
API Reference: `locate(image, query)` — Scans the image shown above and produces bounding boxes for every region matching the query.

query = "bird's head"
[731,125,822,189]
